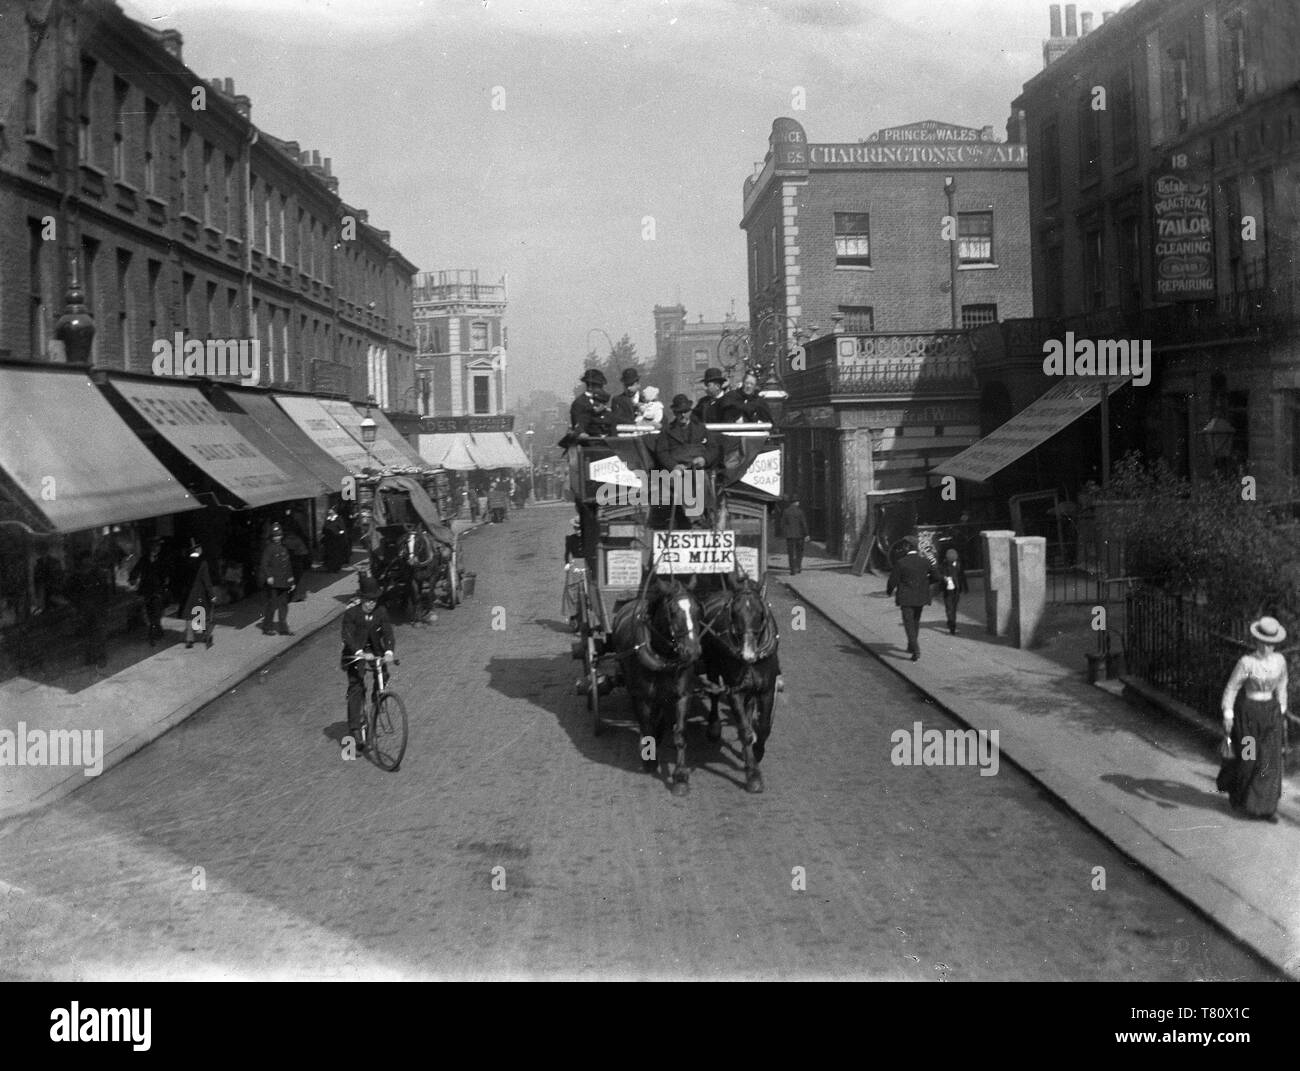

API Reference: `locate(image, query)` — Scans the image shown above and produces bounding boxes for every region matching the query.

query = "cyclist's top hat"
[359,576,381,599]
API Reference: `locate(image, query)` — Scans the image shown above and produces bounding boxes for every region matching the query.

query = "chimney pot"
[1065,4,1078,36]
[1049,4,1062,37]
[313,149,322,167]
[323,157,332,175]
[1081,11,1093,33]
[224,77,234,94]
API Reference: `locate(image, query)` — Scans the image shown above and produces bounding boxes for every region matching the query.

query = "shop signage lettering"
[1153,160,1215,300]
[809,143,1026,168]
[652,530,736,574]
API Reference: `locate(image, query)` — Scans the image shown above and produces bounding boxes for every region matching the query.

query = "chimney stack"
[1081,11,1093,34]
[224,77,234,95]
[1065,4,1078,36]
[312,149,322,168]
[1049,4,1062,37]
[323,157,332,176]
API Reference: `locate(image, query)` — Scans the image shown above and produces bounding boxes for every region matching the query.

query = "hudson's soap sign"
[1153,156,1215,300]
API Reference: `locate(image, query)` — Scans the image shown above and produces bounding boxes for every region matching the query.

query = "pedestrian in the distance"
[885,535,940,662]
[940,547,969,635]
[129,537,169,647]
[320,506,351,573]
[66,552,110,668]
[260,522,295,636]
[179,539,215,649]
[780,497,808,575]
[1217,616,1289,823]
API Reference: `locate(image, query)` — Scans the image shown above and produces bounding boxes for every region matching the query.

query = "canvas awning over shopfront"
[273,395,373,473]
[106,378,323,508]
[318,399,418,472]
[205,386,333,497]
[932,376,1129,483]
[418,431,529,471]
[368,409,431,471]
[218,389,350,490]
[0,365,198,534]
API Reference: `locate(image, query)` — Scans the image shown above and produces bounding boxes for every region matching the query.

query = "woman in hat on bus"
[1218,615,1290,822]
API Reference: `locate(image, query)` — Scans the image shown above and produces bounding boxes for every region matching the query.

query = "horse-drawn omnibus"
[566,423,783,794]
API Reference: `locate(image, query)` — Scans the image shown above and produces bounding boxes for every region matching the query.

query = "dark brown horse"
[611,576,704,796]
[700,575,780,793]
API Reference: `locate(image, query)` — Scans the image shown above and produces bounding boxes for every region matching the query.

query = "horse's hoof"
[671,780,691,797]
[745,774,764,794]
[641,758,658,773]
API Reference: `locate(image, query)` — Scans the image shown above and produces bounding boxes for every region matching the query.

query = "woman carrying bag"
[1217,616,1289,823]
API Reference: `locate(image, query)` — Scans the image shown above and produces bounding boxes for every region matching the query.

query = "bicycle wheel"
[368,690,408,772]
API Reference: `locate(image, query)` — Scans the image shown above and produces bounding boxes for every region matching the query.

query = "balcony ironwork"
[785,331,979,404]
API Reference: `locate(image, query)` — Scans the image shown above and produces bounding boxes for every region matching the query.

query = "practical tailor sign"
[652,530,735,574]
[1153,157,1215,300]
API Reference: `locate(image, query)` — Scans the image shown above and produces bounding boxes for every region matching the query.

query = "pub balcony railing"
[785,331,978,404]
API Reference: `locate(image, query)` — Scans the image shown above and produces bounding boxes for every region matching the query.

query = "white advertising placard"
[734,545,760,579]
[739,449,782,496]
[588,454,643,489]
[604,549,642,588]
[651,530,735,574]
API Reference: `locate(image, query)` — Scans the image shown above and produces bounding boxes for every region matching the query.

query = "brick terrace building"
[974,0,1300,501]
[412,270,508,416]
[0,0,416,405]
[651,303,744,401]
[741,116,1032,555]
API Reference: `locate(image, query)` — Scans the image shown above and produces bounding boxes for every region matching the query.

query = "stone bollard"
[1010,536,1047,649]
[981,530,1016,637]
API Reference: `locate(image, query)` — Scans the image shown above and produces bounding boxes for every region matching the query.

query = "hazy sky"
[119,0,1065,405]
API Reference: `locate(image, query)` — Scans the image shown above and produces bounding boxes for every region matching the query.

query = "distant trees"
[582,334,641,387]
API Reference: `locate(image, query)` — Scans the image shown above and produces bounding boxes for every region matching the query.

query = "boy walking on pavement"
[260,522,294,635]
[940,547,969,635]
[885,535,941,661]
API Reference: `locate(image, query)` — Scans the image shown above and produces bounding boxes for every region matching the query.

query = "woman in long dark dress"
[1218,616,1290,823]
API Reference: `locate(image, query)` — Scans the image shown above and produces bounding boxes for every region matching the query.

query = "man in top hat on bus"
[565,368,612,442]
[610,367,642,427]
[693,367,728,425]
[650,394,721,528]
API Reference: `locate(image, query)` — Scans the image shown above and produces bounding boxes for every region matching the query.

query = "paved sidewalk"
[778,558,1300,980]
[1,518,486,824]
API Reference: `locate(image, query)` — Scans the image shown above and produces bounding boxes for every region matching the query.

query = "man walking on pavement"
[780,497,809,575]
[886,535,940,661]
[260,522,295,636]
[129,537,169,647]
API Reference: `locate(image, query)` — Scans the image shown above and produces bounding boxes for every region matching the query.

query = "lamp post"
[525,424,535,501]
[716,311,807,420]
[54,257,95,366]
[360,395,378,469]
[944,175,958,330]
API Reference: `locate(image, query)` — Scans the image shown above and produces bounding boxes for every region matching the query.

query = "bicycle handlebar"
[346,653,400,666]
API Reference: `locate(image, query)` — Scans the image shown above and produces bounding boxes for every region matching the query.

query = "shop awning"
[219,389,351,489]
[207,387,333,497]
[369,410,431,471]
[0,365,198,534]
[107,379,321,508]
[933,376,1128,483]
[318,399,418,472]
[273,395,373,473]
[467,432,530,470]
[419,433,479,471]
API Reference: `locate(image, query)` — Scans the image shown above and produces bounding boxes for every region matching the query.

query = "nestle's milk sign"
[739,449,781,496]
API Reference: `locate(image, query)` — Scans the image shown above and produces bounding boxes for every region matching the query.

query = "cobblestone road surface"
[0,506,1282,979]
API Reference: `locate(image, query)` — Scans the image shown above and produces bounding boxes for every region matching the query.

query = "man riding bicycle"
[341,575,396,750]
